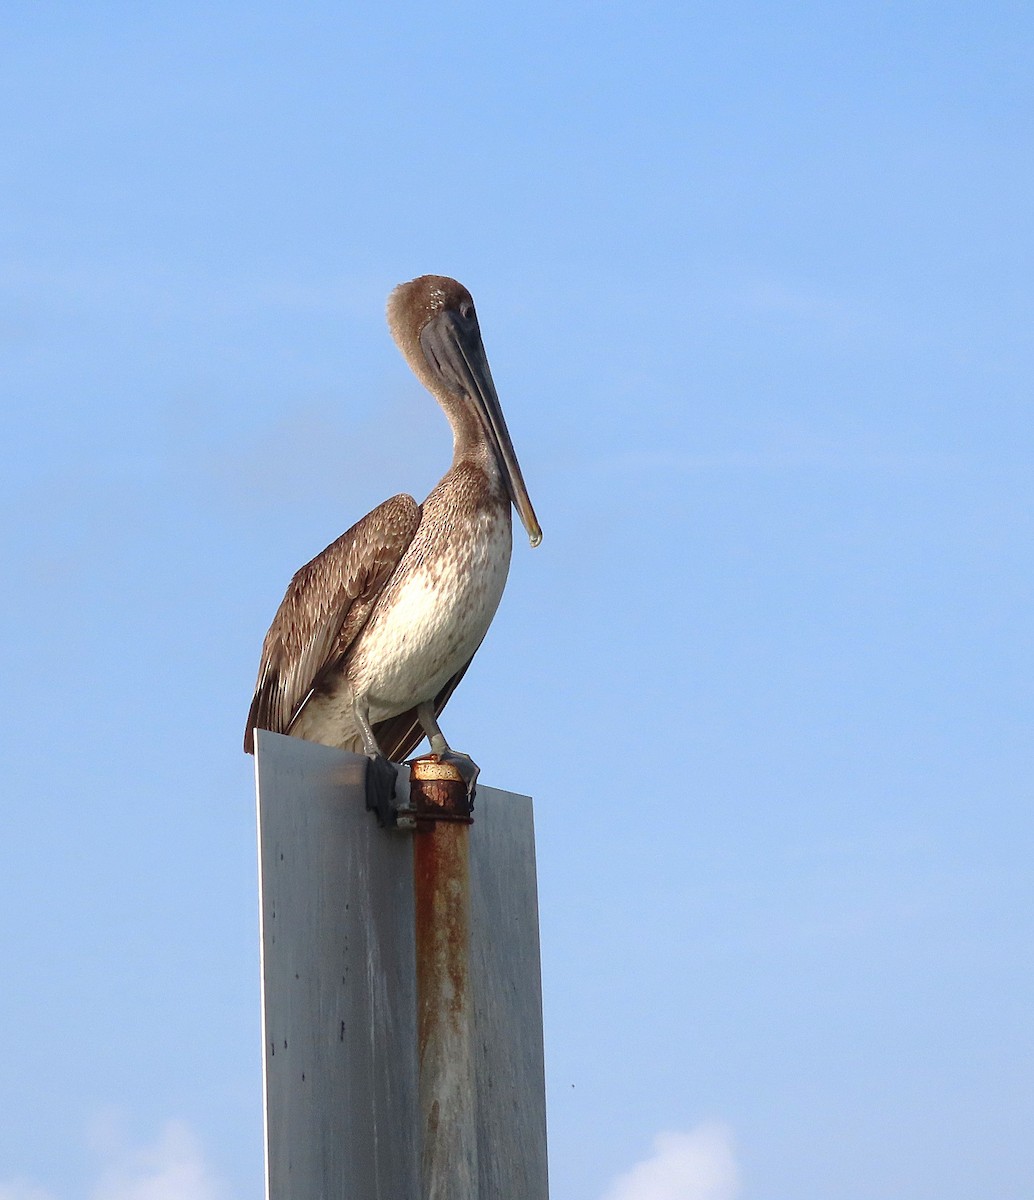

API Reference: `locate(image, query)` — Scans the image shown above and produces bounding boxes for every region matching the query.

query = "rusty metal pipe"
[411,757,479,1200]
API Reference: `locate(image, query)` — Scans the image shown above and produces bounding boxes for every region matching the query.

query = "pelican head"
[387,275,542,548]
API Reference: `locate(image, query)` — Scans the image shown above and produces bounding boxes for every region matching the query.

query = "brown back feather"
[244,494,421,753]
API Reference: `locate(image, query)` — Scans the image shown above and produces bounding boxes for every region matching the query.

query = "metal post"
[411,759,479,1200]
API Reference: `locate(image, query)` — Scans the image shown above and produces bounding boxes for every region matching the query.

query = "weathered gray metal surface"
[255,730,420,1197]
[254,730,548,1200]
[468,779,549,1200]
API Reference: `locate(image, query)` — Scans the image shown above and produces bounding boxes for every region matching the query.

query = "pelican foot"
[364,754,399,827]
[437,750,480,803]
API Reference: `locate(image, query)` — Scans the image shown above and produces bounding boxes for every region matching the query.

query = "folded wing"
[244,494,421,754]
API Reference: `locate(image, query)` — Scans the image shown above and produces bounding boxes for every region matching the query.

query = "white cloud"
[89,1120,227,1200]
[602,1123,740,1200]
[0,1119,227,1200]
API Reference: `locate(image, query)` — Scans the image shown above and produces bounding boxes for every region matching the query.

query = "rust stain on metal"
[409,754,474,832]
[415,768,475,1041]
[410,754,478,1195]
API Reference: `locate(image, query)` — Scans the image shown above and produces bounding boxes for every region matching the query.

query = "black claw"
[364,755,399,826]
[438,750,480,803]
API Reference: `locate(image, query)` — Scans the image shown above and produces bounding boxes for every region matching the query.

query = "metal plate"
[255,731,548,1199]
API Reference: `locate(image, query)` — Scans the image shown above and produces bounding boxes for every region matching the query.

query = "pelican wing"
[244,494,421,753]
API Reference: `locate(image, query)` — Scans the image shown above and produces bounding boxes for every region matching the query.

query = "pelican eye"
[459,302,475,321]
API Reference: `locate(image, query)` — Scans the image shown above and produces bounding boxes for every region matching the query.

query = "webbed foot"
[436,749,480,803]
[364,754,399,827]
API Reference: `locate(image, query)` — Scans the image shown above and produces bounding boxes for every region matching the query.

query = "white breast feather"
[357,510,511,720]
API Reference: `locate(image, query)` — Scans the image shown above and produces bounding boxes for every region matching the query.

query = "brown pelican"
[244,275,541,817]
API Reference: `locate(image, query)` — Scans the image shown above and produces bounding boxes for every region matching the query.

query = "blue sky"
[2,3,1032,1197]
